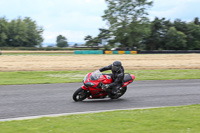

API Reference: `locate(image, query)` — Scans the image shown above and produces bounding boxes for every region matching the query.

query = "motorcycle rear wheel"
[110,86,127,99]
[73,87,87,102]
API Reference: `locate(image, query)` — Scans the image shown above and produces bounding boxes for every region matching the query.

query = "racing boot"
[111,87,118,95]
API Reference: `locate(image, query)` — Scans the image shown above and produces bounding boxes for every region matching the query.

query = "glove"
[102,84,109,90]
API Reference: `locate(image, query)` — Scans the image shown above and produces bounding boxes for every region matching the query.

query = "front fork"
[81,85,91,98]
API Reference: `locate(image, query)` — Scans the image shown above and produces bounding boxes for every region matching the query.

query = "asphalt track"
[0,79,200,120]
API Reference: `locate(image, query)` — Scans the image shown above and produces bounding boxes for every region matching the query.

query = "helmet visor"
[112,65,120,72]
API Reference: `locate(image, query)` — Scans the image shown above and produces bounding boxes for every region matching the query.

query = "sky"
[0,0,200,44]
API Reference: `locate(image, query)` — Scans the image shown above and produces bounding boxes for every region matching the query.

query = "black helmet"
[112,61,122,72]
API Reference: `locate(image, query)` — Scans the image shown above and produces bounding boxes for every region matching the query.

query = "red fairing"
[81,85,88,90]
[102,75,112,84]
[122,74,135,87]
[131,74,135,80]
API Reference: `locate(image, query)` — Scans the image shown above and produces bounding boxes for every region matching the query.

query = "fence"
[74,50,137,54]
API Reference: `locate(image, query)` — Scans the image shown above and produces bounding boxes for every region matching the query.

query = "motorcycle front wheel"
[73,87,87,102]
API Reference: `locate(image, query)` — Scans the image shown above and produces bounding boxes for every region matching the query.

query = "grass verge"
[0,104,200,133]
[0,69,200,85]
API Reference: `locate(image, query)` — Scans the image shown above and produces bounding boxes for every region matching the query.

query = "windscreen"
[90,70,103,81]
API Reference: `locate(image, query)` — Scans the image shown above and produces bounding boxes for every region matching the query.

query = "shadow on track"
[73,98,128,103]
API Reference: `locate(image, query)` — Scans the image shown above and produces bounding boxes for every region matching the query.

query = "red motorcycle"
[73,70,135,101]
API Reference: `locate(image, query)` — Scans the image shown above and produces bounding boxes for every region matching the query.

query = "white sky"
[0,0,200,43]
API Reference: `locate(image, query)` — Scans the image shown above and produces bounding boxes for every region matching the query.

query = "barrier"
[104,50,138,54]
[137,50,200,54]
[113,51,118,54]
[118,51,125,54]
[74,50,138,54]
[131,51,137,54]
[74,50,103,54]
[104,51,113,54]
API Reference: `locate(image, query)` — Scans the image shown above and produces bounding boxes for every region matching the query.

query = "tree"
[127,18,151,49]
[144,17,173,50]
[7,18,28,47]
[102,0,153,48]
[84,35,94,47]
[84,35,100,47]
[23,17,44,47]
[186,23,200,50]
[165,27,187,50]
[0,17,44,47]
[56,35,68,47]
[74,43,78,47]
[0,17,8,46]
[144,17,163,50]
[97,28,110,45]
[194,17,200,25]
[173,19,200,50]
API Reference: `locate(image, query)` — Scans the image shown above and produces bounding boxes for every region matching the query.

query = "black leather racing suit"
[99,64,124,93]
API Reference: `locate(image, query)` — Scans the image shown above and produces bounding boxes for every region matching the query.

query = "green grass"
[0,69,200,85]
[1,104,200,133]
[130,69,200,80]
[0,71,87,85]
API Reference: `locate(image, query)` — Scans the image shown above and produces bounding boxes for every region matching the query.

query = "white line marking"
[0,106,168,122]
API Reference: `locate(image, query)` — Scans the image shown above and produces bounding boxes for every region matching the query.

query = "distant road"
[0,79,200,120]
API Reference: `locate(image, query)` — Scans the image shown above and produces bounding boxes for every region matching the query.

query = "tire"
[110,86,127,99]
[73,87,87,102]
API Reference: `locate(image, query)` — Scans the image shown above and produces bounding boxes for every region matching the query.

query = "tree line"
[142,17,200,50]
[89,17,200,50]
[0,17,43,47]
[0,17,69,48]
[85,0,200,50]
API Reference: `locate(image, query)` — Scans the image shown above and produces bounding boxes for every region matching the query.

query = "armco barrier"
[74,50,103,54]
[74,50,138,54]
[104,50,137,54]
[104,51,113,54]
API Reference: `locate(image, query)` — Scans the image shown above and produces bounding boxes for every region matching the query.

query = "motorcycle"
[73,70,135,102]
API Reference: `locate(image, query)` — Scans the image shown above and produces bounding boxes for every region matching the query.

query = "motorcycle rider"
[99,61,124,95]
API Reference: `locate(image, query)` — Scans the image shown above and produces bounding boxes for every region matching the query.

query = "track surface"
[0,79,200,120]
